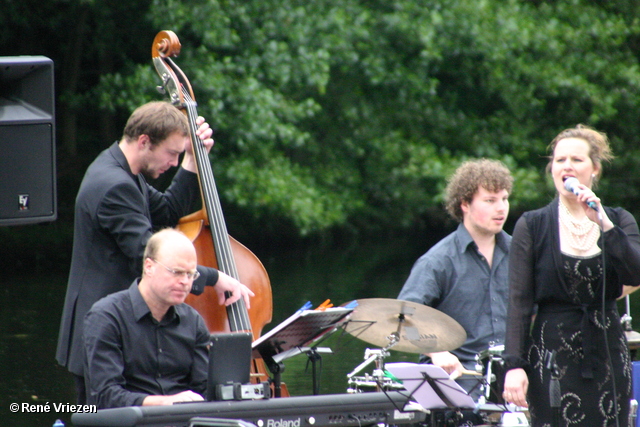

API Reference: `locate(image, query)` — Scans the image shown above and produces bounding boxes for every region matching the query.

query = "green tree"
[4,0,640,238]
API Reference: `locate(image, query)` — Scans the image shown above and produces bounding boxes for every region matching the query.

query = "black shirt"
[83,280,209,409]
[57,142,217,377]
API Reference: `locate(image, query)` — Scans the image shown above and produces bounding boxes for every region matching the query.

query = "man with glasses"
[57,101,253,405]
[84,229,211,409]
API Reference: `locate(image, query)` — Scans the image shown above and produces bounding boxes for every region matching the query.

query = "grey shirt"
[398,223,511,366]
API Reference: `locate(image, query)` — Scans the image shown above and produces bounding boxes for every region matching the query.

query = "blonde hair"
[546,124,614,183]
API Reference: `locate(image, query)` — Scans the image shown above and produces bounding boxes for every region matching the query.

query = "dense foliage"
[3,0,640,238]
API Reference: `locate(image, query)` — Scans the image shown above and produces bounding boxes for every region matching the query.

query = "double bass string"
[154,34,278,391]
[182,88,252,333]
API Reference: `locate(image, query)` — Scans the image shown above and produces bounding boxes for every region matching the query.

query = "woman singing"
[502,125,640,426]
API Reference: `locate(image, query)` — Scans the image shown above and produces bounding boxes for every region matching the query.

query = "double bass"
[151,30,287,397]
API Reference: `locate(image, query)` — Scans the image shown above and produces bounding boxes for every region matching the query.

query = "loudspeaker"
[0,56,56,226]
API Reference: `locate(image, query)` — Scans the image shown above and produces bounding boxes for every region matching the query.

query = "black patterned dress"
[526,254,631,426]
[504,201,640,427]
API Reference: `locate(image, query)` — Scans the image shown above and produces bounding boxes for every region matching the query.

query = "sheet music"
[252,307,352,358]
[385,362,476,409]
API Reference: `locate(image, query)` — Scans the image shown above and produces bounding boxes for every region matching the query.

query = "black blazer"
[56,142,215,375]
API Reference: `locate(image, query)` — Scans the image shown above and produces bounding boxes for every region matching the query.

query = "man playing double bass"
[56,101,254,405]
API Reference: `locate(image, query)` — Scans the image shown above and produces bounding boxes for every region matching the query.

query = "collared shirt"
[83,280,209,409]
[58,142,218,377]
[398,223,511,365]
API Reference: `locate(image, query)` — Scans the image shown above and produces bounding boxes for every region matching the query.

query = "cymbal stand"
[347,347,390,378]
[474,342,504,404]
[347,348,391,392]
[620,295,640,364]
[622,295,633,332]
[347,332,399,392]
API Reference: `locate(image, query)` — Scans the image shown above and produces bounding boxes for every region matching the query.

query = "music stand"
[252,307,353,396]
[385,362,476,410]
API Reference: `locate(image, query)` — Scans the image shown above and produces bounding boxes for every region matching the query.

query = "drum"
[626,330,640,352]
[475,343,506,404]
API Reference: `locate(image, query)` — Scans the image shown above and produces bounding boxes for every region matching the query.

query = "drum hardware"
[347,374,406,394]
[500,411,530,426]
[622,294,633,331]
[346,348,403,393]
[477,343,505,360]
[473,344,530,426]
[621,294,640,358]
[622,295,640,427]
[474,342,505,405]
[342,298,466,395]
[470,403,530,427]
[347,348,390,379]
[340,300,525,424]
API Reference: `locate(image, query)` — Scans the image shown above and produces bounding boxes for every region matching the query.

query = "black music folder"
[252,306,353,361]
[207,332,272,401]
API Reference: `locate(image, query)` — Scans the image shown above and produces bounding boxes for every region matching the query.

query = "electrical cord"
[598,211,621,427]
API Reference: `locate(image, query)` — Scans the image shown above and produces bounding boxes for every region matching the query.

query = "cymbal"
[343,298,466,354]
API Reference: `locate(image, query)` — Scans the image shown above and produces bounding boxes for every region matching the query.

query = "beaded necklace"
[558,200,600,252]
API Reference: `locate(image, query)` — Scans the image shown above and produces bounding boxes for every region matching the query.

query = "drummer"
[398,159,513,401]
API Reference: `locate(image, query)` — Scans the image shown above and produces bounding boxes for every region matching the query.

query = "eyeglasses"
[149,258,200,281]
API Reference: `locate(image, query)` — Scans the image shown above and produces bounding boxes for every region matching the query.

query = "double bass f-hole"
[151,30,285,395]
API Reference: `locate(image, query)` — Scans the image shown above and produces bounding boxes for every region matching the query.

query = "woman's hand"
[503,368,529,408]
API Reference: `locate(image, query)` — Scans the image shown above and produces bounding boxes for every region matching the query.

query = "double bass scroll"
[151,30,283,394]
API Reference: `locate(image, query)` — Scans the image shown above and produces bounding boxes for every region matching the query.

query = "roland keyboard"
[71,391,426,427]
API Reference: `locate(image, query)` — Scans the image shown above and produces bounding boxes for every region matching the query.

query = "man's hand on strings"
[182,116,214,171]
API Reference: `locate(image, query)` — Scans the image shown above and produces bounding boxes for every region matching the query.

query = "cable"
[598,212,621,427]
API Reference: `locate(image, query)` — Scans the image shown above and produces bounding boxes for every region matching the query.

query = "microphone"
[563,177,598,211]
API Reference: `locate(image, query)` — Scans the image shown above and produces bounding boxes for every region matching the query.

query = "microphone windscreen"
[563,177,579,193]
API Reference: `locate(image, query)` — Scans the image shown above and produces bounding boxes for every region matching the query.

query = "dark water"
[1,273,76,427]
[0,232,432,427]
[3,230,640,427]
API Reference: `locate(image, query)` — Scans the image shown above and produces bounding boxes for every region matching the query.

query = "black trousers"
[74,374,87,405]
